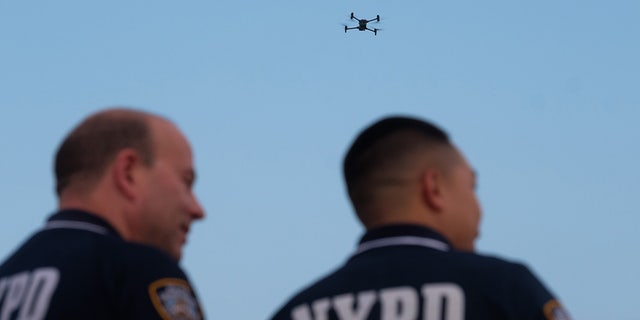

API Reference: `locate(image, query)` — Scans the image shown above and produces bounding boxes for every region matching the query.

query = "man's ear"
[421,168,445,212]
[112,149,144,201]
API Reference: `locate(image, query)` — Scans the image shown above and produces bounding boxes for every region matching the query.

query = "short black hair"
[343,116,451,204]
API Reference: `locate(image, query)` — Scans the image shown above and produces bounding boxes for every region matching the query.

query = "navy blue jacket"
[271,225,570,320]
[0,210,204,319]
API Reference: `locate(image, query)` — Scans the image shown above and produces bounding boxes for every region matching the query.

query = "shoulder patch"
[543,300,571,320]
[149,278,203,320]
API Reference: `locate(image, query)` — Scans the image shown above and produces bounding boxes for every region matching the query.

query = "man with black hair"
[270,116,570,320]
[0,108,205,319]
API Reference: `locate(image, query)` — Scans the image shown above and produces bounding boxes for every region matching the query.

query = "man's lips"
[180,224,190,242]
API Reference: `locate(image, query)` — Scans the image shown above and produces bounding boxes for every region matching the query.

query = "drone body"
[344,12,381,35]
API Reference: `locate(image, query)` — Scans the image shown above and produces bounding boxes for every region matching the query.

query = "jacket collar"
[45,209,123,238]
[353,224,452,256]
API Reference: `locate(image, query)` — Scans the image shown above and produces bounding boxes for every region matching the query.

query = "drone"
[344,12,381,35]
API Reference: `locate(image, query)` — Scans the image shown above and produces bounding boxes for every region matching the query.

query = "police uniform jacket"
[270,224,570,320]
[0,209,204,320]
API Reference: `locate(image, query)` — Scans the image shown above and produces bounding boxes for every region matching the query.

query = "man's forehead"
[458,156,476,176]
[150,118,190,147]
[148,118,195,169]
[443,147,476,178]
[149,117,180,136]
[451,146,473,167]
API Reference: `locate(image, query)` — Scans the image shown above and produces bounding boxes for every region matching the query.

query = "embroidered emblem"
[149,278,203,320]
[543,299,571,320]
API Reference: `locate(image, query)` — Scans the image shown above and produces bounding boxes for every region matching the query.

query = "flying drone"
[344,12,381,35]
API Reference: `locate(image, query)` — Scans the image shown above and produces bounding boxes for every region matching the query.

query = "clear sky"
[1,0,638,319]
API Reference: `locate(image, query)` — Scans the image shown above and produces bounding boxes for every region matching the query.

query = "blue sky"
[1,0,639,319]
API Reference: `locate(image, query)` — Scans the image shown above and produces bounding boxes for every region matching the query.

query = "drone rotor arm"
[364,27,381,35]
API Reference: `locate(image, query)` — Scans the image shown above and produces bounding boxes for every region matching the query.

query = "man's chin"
[153,242,182,261]
[166,245,182,261]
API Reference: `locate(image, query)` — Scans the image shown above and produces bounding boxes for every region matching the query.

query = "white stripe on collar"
[353,236,449,256]
[43,220,109,235]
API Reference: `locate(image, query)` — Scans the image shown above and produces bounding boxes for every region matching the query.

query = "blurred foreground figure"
[270,116,570,320]
[0,108,206,319]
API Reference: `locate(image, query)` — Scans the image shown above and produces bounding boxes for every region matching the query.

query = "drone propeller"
[341,23,353,29]
[367,27,383,35]
[373,15,388,23]
[342,17,356,24]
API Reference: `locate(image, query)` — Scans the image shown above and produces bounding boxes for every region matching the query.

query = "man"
[270,116,571,320]
[0,108,206,319]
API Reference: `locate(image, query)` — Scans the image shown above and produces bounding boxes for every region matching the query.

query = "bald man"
[0,108,205,319]
[270,116,571,320]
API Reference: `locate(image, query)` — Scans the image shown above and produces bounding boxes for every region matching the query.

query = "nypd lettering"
[291,283,464,320]
[0,267,59,320]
